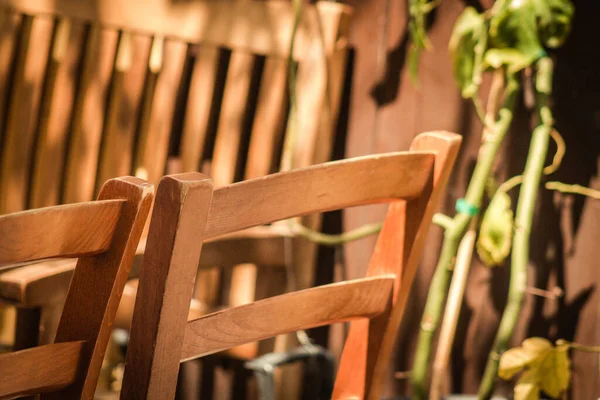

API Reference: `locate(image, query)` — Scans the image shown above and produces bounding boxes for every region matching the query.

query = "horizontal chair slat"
[0,199,124,267]
[0,0,351,60]
[0,341,84,399]
[181,275,394,361]
[204,152,435,239]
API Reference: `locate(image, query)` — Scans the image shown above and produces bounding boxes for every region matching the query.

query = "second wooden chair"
[120,131,461,399]
[0,177,153,398]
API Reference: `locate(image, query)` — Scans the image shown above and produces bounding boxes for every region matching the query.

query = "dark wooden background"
[338,0,600,397]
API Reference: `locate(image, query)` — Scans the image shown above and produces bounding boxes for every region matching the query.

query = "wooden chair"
[0,177,153,399]
[0,1,352,365]
[120,132,461,399]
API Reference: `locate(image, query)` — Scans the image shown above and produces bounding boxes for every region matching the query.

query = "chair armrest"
[0,259,76,307]
[199,226,289,268]
[0,241,147,308]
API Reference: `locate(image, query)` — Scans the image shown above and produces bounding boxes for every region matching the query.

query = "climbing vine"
[405,1,590,399]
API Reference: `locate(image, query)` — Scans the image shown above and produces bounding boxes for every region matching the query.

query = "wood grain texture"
[0,259,76,307]
[0,0,352,60]
[0,200,123,268]
[29,19,85,208]
[63,25,118,204]
[333,132,461,399]
[96,32,151,190]
[0,11,21,170]
[181,276,395,361]
[0,15,52,213]
[211,51,256,187]
[122,135,460,399]
[134,38,187,185]
[0,341,84,399]
[205,152,434,239]
[122,173,213,400]
[114,280,207,331]
[180,45,221,173]
[42,176,153,399]
[244,57,288,179]
[0,238,146,309]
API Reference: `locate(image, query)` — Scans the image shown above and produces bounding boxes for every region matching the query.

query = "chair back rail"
[181,275,395,361]
[0,341,84,398]
[0,176,153,399]
[204,152,435,239]
[121,131,461,399]
[0,199,123,267]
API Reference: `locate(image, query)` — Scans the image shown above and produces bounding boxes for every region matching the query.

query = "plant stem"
[545,182,600,200]
[280,0,302,172]
[478,57,554,399]
[410,73,519,399]
[556,340,600,353]
[289,221,382,246]
[430,225,477,400]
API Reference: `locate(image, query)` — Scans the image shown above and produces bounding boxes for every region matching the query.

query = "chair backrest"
[0,177,153,399]
[121,131,461,399]
[0,0,352,215]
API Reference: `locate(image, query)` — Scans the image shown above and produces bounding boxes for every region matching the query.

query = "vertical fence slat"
[0,15,52,213]
[63,25,118,204]
[30,19,85,208]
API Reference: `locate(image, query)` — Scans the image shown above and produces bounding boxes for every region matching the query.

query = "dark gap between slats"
[0,12,23,179]
[201,47,230,173]
[234,54,264,183]
[167,42,195,159]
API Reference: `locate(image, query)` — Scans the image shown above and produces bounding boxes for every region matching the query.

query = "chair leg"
[176,360,202,400]
[13,307,41,350]
[38,299,65,345]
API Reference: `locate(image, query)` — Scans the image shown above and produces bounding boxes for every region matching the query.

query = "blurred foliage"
[476,191,513,267]
[450,0,573,97]
[499,338,571,400]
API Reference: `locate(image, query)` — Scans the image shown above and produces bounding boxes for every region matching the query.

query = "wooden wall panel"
[63,26,118,204]
[0,15,52,213]
[96,32,151,191]
[342,0,600,398]
[30,20,85,208]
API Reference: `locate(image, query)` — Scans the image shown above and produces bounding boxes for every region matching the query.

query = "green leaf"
[408,44,422,86]
[477,191,514,267]
[499,337,551,380]
[484,49,532,73]
[522,337,553,354]
[501,338,571,399]
[532,0,574,48]
[486,0,546,73]
[538,344,571,398]
[514,369,540,400]
[449,7,485,97]
[407,0,439,85]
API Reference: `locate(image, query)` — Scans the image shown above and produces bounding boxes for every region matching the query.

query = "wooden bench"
[0,0,351,336]
[0,0,352,395]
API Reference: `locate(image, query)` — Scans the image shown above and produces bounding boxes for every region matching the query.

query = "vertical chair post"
[122,173,213,400]
[333,132,461,399]
[42,177,153,400]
